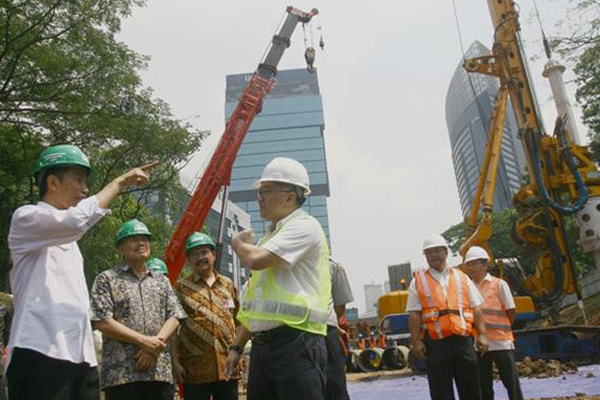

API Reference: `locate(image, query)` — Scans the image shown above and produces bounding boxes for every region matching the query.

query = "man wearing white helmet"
[464,246,523,400]
[226,157,331,400]
[407,234,488,400]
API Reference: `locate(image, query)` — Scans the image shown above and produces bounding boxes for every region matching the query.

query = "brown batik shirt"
[175,272,239,384]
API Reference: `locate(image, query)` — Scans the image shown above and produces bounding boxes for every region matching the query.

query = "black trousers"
[183,380,238,400]
[104,381,174,400]
[248,326,327,400]
[424,335,481,400]
[325,325,350,400]
[478,350,524,400]
[6,347,99,400]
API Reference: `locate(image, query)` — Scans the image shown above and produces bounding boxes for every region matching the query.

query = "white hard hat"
[464,246,490,263]
[422,234,449,251]
[254,157,311,195]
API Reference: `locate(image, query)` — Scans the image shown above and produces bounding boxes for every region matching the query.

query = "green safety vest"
[237,213,331,336]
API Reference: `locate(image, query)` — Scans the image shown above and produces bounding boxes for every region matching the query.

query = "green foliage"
[442,209,593,276]
[0,0,208,288]
[552,0,600,160]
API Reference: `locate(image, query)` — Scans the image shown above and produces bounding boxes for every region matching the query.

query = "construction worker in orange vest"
[407,234,488,400]
[464,246,524,400]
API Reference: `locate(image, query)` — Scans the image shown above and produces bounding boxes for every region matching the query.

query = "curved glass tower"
[445,41,526,217]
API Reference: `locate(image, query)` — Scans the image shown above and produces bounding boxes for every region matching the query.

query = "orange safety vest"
[415,267,474,340]
[478,276,514,342]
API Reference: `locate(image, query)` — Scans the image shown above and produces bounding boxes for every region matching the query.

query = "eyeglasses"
[256,189,294,198]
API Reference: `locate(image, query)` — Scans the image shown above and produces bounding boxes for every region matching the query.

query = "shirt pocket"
[46,244,73,275]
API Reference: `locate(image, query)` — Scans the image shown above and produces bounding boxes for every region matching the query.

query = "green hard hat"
[34,144,92,179]
[186,232,216,253]
[147,258,168,275]
[115,219,154,245]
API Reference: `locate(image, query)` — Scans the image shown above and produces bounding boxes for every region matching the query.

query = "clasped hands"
[134,334,166,372]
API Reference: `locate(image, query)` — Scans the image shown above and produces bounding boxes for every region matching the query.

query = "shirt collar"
[427,266,452,277]
[37,201,57,210]
[117,262,156,278]
[268,208,305,233]
[482,273,493,282]
[192,270,220,284]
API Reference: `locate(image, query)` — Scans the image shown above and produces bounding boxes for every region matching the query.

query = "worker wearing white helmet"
[406,234,488,400]
[464,246,524,400]
[226,157,331,400]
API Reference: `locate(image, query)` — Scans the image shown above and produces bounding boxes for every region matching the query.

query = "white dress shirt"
[477,273,516,351]
[7,196,110,368]
[249,208,325,333]
[406,266,483,312]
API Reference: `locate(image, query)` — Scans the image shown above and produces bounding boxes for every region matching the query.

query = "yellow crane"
[459,0,600,308]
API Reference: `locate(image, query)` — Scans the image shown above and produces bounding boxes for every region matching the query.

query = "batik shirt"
[175,272,239,383]
[91,264,186,388]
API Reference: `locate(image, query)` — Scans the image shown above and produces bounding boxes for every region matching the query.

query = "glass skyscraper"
[445,41,526,217]
[225,68,331,241]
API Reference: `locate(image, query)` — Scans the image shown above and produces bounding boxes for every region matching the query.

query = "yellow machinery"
[458,0,600,308]
[376,2,600,367]
[377,290,408,320]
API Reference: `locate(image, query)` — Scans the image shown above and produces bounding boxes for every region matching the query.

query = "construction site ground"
[341,292,600,399]
[346,363,600,399]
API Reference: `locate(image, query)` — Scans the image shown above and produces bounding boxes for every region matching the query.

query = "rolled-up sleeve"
[499,280,516,309]
[9,196,110,254]
[90,272,114,322]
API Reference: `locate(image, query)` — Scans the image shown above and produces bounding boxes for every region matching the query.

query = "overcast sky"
[118,0,582,313]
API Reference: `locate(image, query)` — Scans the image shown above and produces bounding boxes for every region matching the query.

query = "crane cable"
[450,0,514,213]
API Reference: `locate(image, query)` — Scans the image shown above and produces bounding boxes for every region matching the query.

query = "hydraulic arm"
[459,0,600,306]
[164,7,319,283]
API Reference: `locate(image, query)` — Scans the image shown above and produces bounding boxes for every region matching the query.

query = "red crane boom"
[165,6,319,283]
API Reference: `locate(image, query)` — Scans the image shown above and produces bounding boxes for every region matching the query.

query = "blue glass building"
[225,68,331,241]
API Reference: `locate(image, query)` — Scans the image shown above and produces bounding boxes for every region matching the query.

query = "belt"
[252,325,301,345]
[438,309,460,317]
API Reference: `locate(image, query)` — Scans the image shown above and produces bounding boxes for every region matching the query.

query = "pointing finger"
[140,161,160,172]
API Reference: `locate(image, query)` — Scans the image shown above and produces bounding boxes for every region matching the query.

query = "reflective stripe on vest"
[415,268,474,340]
[236,212,331,336]
[242,299,328,324]
[478,276,514,342]
[418,269,443,338]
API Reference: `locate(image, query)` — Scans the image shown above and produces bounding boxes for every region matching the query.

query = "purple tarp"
[348,364,600,400]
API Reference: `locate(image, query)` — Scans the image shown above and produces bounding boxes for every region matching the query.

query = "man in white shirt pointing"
[7,144,157,400]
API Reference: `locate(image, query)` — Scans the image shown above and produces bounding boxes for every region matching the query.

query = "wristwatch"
[229,344,243,355]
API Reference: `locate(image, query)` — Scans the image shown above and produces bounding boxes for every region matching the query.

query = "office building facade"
[445,41,526,216]
[388,262,412,292]
[205,195,251,289]
[225,68,331,241]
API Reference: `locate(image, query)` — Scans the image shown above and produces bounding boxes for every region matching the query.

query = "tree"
[552,0,600,160]
[442,209,593,277]
[0,0,207,288]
